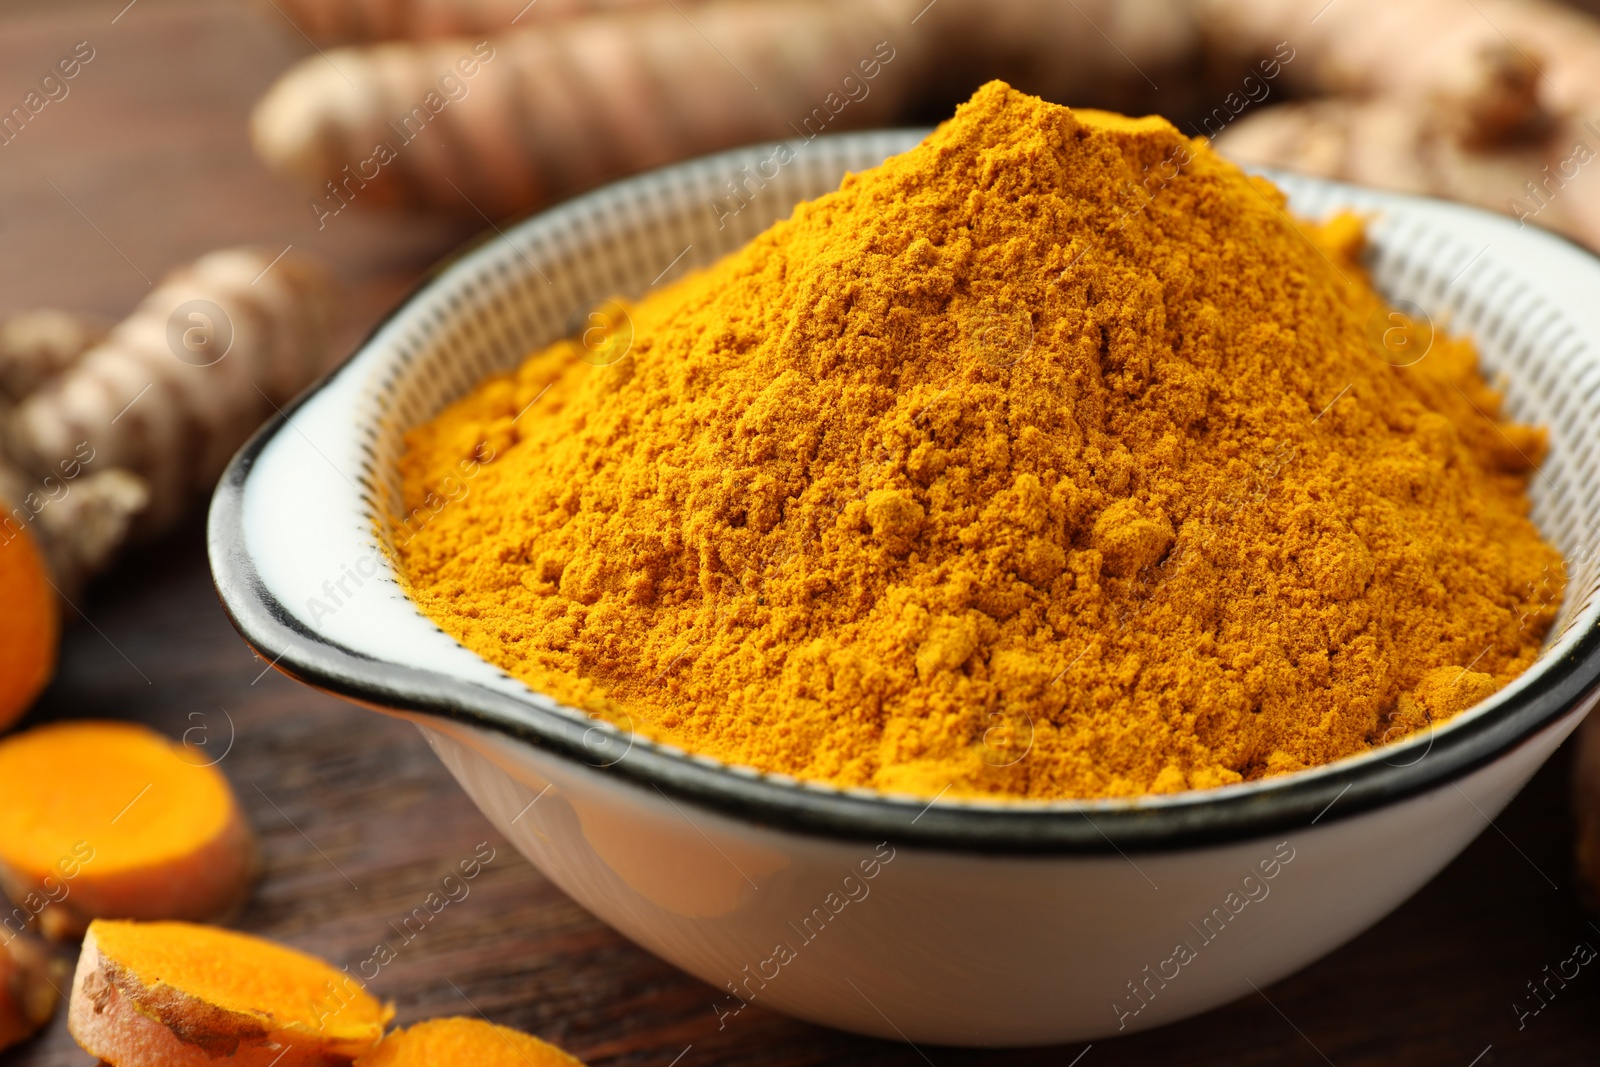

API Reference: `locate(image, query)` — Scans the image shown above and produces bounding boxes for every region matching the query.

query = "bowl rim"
[208,130,1600,855]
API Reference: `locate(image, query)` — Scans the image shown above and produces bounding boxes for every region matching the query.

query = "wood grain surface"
[2,1,1599,1064]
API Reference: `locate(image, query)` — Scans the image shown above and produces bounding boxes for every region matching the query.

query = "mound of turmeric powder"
[397,81,1562,800]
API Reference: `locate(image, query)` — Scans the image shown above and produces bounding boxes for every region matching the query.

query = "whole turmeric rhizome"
[397,81,1562,802]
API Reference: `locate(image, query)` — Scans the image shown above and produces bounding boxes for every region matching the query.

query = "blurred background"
[2,0,1600,1063]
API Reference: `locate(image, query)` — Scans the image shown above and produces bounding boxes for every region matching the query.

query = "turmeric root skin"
[252,0,1600,255]
[2,247,338,535]
[252,0,916,219]
[0,310,106,402]
[268,0,663,43]
[0,251,334,593]
[0,934,61,1053]
[1204,0,1600,253]
[1215,94,1600,248]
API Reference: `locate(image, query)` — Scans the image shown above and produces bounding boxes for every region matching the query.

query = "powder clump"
[396,81,1562,800]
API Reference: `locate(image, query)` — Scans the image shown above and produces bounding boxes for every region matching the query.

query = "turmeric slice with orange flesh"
[0,519,56,733]
[355,1017,587,1067]
[0,933,62,1053]
[70,920,392,1067]
[0,721,257,940]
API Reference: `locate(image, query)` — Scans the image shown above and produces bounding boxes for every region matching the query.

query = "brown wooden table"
[3,2,1599,1064]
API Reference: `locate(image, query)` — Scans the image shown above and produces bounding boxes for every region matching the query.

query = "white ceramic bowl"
[209,131,1600,1046]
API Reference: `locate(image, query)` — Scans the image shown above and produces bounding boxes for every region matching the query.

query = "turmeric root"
[253,0,920,219]
[2,246,338,534]
[0,721,258,940]
[1202,0,1600,251]
[1192,0,1600,115]
[253,0,1600,255]
[268,0,662,43]
[250,0,1215,221]
[0,933,62,1053]
[0,309,144,604]
[0,310,106,402]
[1578,710,1600,911]
[5,468,151,601]
[0,518,56,734]
[0,251,333,724]
[1217,93,1600,253]
[69,920,392,1067]
[355,1017,586,1067]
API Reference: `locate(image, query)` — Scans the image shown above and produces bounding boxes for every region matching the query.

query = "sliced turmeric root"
[355,1017,587,1067]
[0,519,57,734]
[70,920,392,1067]
[0,933,63,1052]
[0,721,257,940]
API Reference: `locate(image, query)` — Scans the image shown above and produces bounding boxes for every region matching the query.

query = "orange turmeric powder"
[397,81,1562,800]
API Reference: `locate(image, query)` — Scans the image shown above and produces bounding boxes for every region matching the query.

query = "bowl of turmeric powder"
[210,82,1600,1045]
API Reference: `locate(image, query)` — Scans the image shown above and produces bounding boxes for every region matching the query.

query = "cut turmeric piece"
[0,721,257,940]
[70,920,392,1067]
[0,932,62,1053]
[0,518,56,734]
[355,1017,587,1067]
